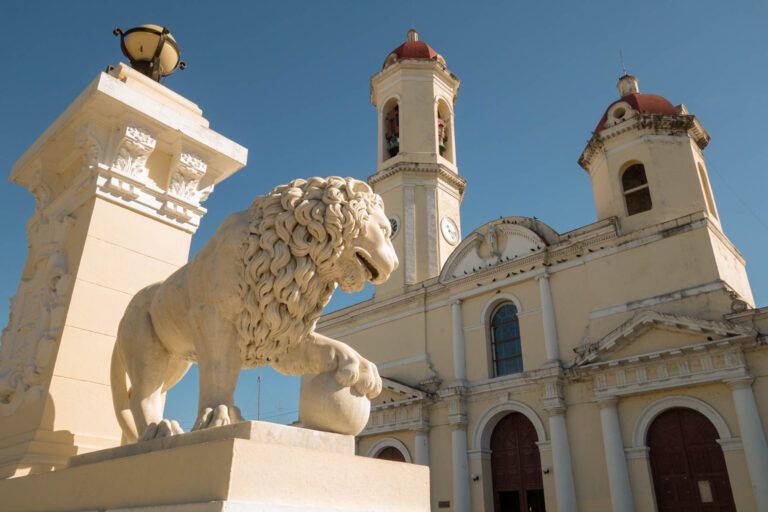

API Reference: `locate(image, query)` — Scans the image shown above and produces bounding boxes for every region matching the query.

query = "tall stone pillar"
[446,387,470,512]
[451,424,471,512]
[414,428,430,466]
[544,382,578,512]
[0,63,247,478]
[598,398,635,512]
[451,299,466,382]
[727,377,768,510]
[536,271,560,364]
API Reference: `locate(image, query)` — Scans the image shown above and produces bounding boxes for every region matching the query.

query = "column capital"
[451,298,463,307]
[596,396,619,409]
[449,419,469,430]
[726,376,755,390]
[411,423,431,434]
[535,269,550,282]
[543,400,567,416]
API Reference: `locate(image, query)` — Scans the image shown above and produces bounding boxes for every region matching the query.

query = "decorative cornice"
[573,310,753,365]
[368,162,466,196]
[579,114,711,171]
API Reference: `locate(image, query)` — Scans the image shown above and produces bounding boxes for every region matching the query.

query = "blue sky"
[2,1,767,430]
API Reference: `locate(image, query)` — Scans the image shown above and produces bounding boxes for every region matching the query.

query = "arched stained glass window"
[621,163,652,215]
[491,303,523,377]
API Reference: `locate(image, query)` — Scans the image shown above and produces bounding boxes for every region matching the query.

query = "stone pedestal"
[0,421,430,511]
[0,63,247,477]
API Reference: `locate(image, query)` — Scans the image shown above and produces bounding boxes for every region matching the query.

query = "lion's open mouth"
[355,252,380,280]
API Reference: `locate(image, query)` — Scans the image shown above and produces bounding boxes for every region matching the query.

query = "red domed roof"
[392,40,438,61]
[383,29,443,69]
[595,93,677,133]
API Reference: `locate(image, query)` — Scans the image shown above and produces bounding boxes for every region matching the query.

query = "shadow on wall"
[27,394,76,475]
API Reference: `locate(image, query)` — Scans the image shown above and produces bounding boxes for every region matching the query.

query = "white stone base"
[0,421,430,512]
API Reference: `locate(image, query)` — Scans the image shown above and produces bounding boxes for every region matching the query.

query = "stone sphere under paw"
[299,372,371,436]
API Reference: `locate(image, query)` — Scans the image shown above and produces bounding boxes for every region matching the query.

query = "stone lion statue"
[111,177,397,443]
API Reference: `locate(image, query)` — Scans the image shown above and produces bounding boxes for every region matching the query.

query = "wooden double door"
[491,413,546,512]
[648,407,736,512]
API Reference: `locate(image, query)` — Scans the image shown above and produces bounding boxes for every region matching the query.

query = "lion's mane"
[236,176,384,367]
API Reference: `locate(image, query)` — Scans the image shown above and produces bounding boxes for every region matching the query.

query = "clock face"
[388,216,400,239]
[441,217,459,245]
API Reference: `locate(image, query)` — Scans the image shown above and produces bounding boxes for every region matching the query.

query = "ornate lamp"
[113,24,185,82]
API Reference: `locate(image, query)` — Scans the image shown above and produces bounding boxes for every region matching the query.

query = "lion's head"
[237,177,398,367]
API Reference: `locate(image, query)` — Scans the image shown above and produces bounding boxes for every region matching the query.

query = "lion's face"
[335,206,398,293]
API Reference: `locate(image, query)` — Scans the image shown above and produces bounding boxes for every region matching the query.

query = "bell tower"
[579,74,719,234]
[369,30,465,296]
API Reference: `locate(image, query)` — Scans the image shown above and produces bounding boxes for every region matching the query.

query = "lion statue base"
[111,177,398,443]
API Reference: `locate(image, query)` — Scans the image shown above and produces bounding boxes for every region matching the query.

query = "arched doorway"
[375,446,406,462]
[648,407,735,511]
[491,412,546,512]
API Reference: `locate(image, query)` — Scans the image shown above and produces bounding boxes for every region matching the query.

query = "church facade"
[315,31,768,511]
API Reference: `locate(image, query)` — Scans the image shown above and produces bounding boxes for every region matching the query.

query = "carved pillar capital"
[111,124,156,179]
[726,376,754,390]
[596,396,619,409]
[167,151,211,204]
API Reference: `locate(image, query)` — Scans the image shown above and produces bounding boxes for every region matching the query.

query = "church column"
[536,271,560,364]
[451,423,471,512]
[414,428,430,466]
[727,377,768,510]
[598,398,634,512]
[544,383,578,512]
[448,389,470,512]
[451,299,467,382]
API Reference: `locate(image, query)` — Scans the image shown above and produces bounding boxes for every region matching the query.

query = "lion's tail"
[110,344,138,444]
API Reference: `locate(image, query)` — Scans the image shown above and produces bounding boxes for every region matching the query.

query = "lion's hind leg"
[118,285,189,441]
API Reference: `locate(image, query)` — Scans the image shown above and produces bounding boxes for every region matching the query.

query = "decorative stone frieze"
[587,341,749,399]
[363,378,430,435]
[0,214,75,415]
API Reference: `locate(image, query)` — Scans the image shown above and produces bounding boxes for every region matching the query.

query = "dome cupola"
[594,74,678,133]
[382,29,446,69]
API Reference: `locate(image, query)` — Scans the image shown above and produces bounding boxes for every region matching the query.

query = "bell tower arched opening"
[382,98,400,162]
[437,99,454,163]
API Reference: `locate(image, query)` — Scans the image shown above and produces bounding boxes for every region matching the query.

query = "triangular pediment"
[371,378,425,408]
[574,311,752,365]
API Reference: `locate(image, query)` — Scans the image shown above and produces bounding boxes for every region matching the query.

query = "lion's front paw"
[193,404,245,430]
[335,349,382,399]
[139,419,184,441]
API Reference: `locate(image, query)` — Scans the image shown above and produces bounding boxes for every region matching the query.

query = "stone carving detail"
[591,346,748,398]
[167,152,211,204]
[28,171,52,212]
[111,125,156,178]
[0,215,75,415]
[111,177,398,442]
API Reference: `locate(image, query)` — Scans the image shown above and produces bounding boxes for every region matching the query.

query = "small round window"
[612,107,626,119]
